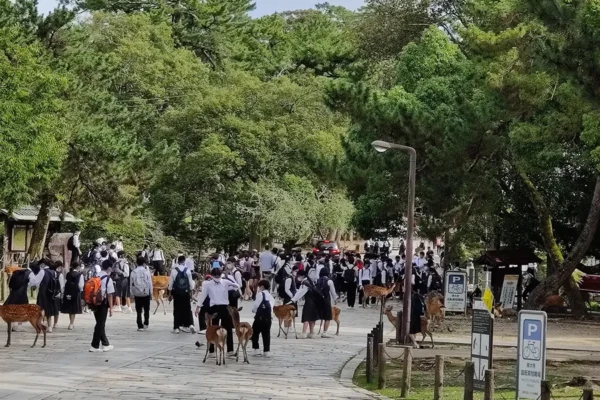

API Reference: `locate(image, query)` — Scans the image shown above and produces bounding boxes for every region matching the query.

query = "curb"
[338,347,393,400]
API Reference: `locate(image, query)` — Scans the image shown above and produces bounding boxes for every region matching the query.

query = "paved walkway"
[0,302,383,400]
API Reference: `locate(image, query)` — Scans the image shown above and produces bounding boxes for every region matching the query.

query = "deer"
[384,305,434,348]
[227,306,253,364]
[317,306,341,335]
[202,313,227,366]
[424,292,451,332]
[273,304,297,339]
[362,284,394,308]
[0,304,46,348]
[493,304,517,319]
[152,276,170,315]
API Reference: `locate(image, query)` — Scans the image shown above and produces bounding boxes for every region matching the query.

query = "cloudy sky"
[36,0,365,16]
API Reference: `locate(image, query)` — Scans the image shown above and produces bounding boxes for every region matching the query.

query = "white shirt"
[118,259,130,278]
[113,240,124,252]
[225,273,243,296]
[185,257,195,271]
[196,278,239,307]
[151,249,165,261]
[258,251,275,272]
[359,267,372,283]
[231,269,243,287]
[97,270,115,296]
[130,266,153,295]
[94,264,101,276]
[168,265,195,291]
[284,276,294,300]
[73,234,80,250]
[292,278,338,305]
[252,290,275,313]
[28,269,45,288]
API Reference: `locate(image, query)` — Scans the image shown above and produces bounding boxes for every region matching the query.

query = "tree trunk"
[328,229,337,241]
[249,225,262,251]
[563,278,587,319]
[27,193,55,260]
[524,176,600,312]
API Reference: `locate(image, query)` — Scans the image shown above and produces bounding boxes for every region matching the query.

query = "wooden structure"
[473,249,542,310]
[0,205,81,301]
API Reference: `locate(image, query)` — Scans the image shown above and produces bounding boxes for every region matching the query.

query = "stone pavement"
[0,301,385,400]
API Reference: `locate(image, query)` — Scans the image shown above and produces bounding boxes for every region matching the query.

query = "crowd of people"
[6,234,446,356]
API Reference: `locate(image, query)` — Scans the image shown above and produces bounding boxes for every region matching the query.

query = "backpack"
[83,275,108,308]
[131,268,151,297]
[9,269,30,291]
[274,267,287,285]
[343,267,356,283]
[255,292,272,321]
[210,260,221,270]
[46,269,61,299]
[373,268,383,286]
[171,267,190,295]
[67,235,75,251]
[64,272,81,302]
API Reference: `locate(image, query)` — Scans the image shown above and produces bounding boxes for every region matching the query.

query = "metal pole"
[366,335,373,383]
[402,148,416,344]
[378,343,386,389]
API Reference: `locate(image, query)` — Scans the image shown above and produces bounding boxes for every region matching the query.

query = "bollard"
[378,322,384,345]
[396,311,403,344]
[484,369,494,400]
[373,327,379,366]
[378,343,386,389]
[583,388,594,400]
[464,361,474,400]
[366,335,373,383]
[434,355,444,400]
[401,346,412,398]
[541,381,551,400]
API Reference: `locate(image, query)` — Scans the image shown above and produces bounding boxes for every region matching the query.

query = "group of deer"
[201,306,252,366]
[384,291,447,349]
[271,304,341,339]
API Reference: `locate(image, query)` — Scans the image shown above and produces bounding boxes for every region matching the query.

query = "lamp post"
[371,140,416,345]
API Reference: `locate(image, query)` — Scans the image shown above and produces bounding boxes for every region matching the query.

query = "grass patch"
[353,357,590,399]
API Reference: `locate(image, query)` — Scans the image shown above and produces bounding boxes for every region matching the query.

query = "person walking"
[251,279,274,357]
[68,230,82,262]
[61,261,84,330]
[358,258,372,306]
[258,246,275,282]
[37,259,61,333]
[150,244,165,276]
[5,262,44,331]
[196,267,239,357]
[168,255,196,334]
[224,258,243,309]
[316,268,338,338]
[130,256,153,331]
[291,270,321,339]
[343,257,358,309]
[89,260,115,352]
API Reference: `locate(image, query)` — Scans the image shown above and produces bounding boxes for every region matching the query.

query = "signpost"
[471,298,493,391]
[444,271,467,313]
[499,275,519,309]
[516,311,547,399]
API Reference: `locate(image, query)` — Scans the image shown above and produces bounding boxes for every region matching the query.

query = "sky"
[36,0,366,16]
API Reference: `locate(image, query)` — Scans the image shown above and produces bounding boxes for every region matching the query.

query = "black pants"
[346,282,357,307]
[172,292,193,329]
[134,296,150,329]
[91,303,109,349]
[198,306,208,331]
[209,305,234,353]
[152,261,165,276]
[229,294,239,309]
[358,280,371,305]
[251,318,271,352]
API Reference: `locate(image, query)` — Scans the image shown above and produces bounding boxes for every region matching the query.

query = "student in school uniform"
[315,268,338,338]
[251,279,275,357]
[5,262,44,331]
[358,256,373,306]
[168,255,196,334]
[291,270,321,339]
[61,261,84,330]
[37,259,61,333]
[195,268,240,357]
[224,258,243,309]
[343,257,358,309]
[89,260,115,352]
[150,244,165,276]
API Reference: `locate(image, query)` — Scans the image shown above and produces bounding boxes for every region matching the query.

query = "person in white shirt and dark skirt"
[37,259,62,333]
[315,268,338,338]
[168,255,196,334]
[61,261,84,330]
[195,268,240,357]
[291,270,321,339]
[251,279,275,357]
[90,260,115,352]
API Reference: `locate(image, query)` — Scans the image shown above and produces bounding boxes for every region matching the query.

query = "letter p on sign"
[523,320,542,341]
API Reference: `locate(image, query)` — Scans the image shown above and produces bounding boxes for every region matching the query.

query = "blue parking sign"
[451,275,465,285]
[523,320,542,341]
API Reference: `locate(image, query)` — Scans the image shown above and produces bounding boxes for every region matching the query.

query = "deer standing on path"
[152,276,170,315]
[317,306,341,335]
[0,304,46,348]
[202,313,227,366]
[273,304,297,339]
[384,305,434,348]
[227,306,253,363]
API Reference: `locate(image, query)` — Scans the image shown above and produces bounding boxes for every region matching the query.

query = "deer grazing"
[202,313,227,366]
[227,306,253,363]
[273,304,297,339]
[152,276,170,315]
[317,306,341,335]
[384,305,434,348]
[0,304,46,348]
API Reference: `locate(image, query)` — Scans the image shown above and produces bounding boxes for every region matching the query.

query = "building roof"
[0,205,82,223]
[473,249,542,267]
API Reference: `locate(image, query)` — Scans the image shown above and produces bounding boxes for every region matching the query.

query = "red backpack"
[83,276,107,308]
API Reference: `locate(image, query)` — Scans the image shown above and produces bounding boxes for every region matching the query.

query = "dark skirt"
[37,286,60,317]
[410,296,424,334]
[319,302,333,321]
[61,292,82,314]
[5,286,29,305]
[115,277,130,298]
[301,295,320,323]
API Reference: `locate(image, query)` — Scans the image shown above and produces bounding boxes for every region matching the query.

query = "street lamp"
[371,140,416,345]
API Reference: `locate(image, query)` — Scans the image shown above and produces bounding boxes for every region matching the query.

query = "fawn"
[151,276,170,315]
[0,304,46,348]
[202,313,227,366]
[273,304,297,339]
[227,306,253,363]
[384,305,434,348]
[317,306,341,335]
